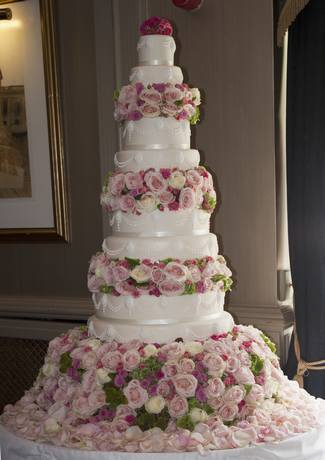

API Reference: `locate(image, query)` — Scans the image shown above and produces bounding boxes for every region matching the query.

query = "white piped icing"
[129,65,183,85]
[102,233,218,259]
[137,35,176,65]
[110,209,210,236]
[122,118,191,151]
[114,149,200,172]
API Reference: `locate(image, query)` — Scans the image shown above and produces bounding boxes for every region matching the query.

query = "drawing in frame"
[0,0,69,241]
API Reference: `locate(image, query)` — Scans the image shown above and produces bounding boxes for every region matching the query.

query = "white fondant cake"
[129,65,183,85]
[137,35,176,65]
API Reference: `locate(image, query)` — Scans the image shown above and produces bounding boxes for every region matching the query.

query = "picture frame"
[0,0,69,242]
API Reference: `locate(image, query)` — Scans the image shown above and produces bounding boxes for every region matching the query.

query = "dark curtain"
[286,0,325,397]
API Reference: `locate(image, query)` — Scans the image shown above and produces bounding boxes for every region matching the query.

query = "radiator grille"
[0,337,48,413]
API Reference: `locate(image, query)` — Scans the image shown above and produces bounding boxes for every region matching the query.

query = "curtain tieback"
[294,325,325,388]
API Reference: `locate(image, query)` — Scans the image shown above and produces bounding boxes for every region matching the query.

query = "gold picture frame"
[0,0,69,242]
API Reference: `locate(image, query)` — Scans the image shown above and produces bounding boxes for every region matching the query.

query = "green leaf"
[187,398,213,415]
[59,352,72,374]
[177,414,195,431]
[104,384,127,408]
[190,106,200,125]
[100,285,114,294]
[125,257,140,269]
[113,89,120,101]
[136,408,170,431]
[244,384,253,394]
[131,356,162,380]
[184,282,196,295]
[211,274,233,292]
[250,354,264,376]
[174,99,183,107]
[159,258,173,265]
[260,333,277,353]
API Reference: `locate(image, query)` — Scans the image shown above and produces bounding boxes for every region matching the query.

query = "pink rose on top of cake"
[139,16,173,36]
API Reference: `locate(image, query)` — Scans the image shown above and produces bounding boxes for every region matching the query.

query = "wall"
[0,0,102,332]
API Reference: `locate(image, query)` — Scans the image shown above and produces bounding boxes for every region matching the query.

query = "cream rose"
[137,192,157,213]
[145,396,165,414]
[143,344,158,358]
[130,264,152,283]
[190,408,208,423]
[190,88,201,105]
[96,368,112,385]
[168,170,186,189]
[42,362,57,378]
[44,417,60,434]
[184,341,203,355]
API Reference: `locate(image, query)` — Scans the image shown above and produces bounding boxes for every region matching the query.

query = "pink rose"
[164,87,184,102]
[122,350,141,371]
[72,396,92,418]
[164,262,188,282]
[173,374,198,398]
[119,85,137,104]
[202,261,219,278]
[157,379,173,397]
[195,188,204,206]
[114,102,129,122]
[124,172,142,190]
[158,190,175,205]
[81,351,98,369]
[206,377,225,398]
[202,353,226,376]
[179,358,195,374]
[168,395,188,418]
[159,279,185,296]
[88,390,106,411]
[115,404,136,418]
[226,357,241,374]
[245,384,265,405]
[161,342,185,360]
[234,367,256,385]
[139,88,162,104]
[140,104,160,118]
[123,380,148,409]
[219,402,238,421]
[162,360,179,377]
[97,342,118,359]
[188,265,202,283]
[182,103,196,118]
[115,280,139,297]
[112,264,130,282]
[223,385,245,404]
[144,171,167,193]
[119,195,136,213]
[111,417,129,433]
[161,102,179,117]
[179,187,196,210]
[109,173,125,196]
[101,351,122,370]
[186,169,203,187]
[151,267,166,284]
[81,370,96,393]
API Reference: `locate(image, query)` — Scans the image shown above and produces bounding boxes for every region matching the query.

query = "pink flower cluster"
[87,254,232,297]
[114,83,201,124]
[101,166,216,215]
[2,325,325,453]
[140,17,173,36]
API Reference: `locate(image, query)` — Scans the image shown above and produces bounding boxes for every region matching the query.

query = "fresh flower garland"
[114,83,201,124]
[101,166,216,215]
[88,254,232,298]
[3,324,324,452]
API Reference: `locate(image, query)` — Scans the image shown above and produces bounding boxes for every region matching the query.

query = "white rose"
[190,88,201,105]
[184,341,203,355]
[86,339,101,351]
[190,408,209,423]
[130,264,152,283]
[168,170,186,189]
[96,368,112,384]
[263,379,279,398]
[42,362,57,378]
[44,417,60,434]
[230,427,257,448]
[145,396,165,414]
[137,192,157,213]
[143,344,158,358]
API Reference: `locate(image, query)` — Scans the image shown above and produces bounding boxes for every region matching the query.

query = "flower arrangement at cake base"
[2,325,325,453]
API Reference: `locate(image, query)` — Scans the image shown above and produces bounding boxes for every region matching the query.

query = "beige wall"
[0,0,292,354]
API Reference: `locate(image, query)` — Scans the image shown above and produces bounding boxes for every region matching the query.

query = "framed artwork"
[0,0,69,241]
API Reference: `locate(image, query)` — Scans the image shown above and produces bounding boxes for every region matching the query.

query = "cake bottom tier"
[2,325,325,454]
[88,310,234,343]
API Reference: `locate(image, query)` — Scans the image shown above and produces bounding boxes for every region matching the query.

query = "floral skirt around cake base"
[1,325,325,455]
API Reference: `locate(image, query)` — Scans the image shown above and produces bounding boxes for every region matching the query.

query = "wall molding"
[0,295,93,321]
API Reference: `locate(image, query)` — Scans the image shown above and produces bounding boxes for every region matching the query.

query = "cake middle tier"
[102,233,218,260]
[122,118,190,150]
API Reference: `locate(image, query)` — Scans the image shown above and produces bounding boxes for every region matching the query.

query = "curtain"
[285,0,325,397]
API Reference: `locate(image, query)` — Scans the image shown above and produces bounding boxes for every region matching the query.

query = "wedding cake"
[1,17,325,454]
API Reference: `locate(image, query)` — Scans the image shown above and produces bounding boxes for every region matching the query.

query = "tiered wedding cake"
[1,17,325,454]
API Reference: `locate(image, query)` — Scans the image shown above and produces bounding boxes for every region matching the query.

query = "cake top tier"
[137,17,176,66]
